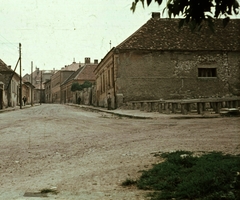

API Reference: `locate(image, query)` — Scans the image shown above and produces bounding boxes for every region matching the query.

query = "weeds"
[123,151,240,199]
[121,178,137,186]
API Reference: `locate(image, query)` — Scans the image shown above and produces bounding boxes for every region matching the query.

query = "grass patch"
[123,151,240,199]
[121,178,137,186]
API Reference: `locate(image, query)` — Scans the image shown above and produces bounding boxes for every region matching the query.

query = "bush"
[125,151,240,200]
[71,81,92,92]
[121,178,137,186]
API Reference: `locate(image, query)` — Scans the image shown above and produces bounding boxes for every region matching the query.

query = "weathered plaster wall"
[95,54,115,108]
[116,50,240,102]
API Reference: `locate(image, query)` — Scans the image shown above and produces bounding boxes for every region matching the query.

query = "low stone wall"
[126,97,240,115]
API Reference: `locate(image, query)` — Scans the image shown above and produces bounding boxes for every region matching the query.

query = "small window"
[198,68,217,77]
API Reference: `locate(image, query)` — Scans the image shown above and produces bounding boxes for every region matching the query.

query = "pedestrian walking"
[107,93,111,110]
[23,96,27,106]
[78,96,81,105]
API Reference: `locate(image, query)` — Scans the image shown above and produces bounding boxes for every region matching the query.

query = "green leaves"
[71,81,92,92]
[136,151,240,199]
[131,0,240,31]
[130,0,145,12]
[131,0,163,12]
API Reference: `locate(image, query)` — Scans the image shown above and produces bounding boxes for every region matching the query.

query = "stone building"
[60,58,98,104]
[23,68,55,103]
[51,61,80,103]
[44,79,51,103]
[0,59,20,108]
[0,59,34,108]
[94,13,240,109]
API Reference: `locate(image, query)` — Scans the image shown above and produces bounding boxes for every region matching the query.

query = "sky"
[0,0,166,74]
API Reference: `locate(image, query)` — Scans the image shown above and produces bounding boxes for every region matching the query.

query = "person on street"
[78,96,81,105]
[107,93,111,110]
[23,96,27,106]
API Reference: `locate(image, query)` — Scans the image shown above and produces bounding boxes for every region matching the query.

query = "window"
[198,68,217,77]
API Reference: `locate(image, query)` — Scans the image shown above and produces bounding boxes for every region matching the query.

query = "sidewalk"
[67,103,221,119]
[68,103,159,119]
[0,104,39,113]
[0,103,222,119]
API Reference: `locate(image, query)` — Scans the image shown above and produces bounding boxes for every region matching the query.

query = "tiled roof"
[116,18,240,51]
[62,62,81,71]
[61,63,97,86]
[0,59,12,72]
[61,66,84,85]
[75,64,97,81]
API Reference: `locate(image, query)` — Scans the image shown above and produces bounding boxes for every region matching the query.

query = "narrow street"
[0,104,239,200]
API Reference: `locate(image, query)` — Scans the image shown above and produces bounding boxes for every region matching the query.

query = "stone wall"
[74,88,92,105]
[115,50,240,103]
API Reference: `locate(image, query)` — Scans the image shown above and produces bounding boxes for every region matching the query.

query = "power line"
[0,34,18,48]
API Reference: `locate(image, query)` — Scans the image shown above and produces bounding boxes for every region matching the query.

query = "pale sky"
[0,0,165,74]
[1,0,239,75]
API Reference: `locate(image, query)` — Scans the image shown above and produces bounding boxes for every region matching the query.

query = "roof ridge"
[115,18,240,51]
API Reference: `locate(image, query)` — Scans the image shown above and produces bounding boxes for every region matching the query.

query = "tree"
[131,0,240,31]
[71,81,92,92]
[71,82,83,92]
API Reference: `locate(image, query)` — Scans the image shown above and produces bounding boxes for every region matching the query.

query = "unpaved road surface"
[0,104,239,200]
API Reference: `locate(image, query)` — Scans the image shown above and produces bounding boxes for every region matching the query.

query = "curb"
[0,104,40,114]
[67,104,153,119]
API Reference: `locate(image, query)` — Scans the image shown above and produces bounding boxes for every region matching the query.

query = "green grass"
[121,178,137,186]
[123,151,240,200]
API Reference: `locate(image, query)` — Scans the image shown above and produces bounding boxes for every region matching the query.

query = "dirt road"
[0,104,239,199]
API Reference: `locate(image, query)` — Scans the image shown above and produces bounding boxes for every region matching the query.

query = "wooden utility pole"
[19,43,22,109]
[40,70,42,105]
[31,61,33,106]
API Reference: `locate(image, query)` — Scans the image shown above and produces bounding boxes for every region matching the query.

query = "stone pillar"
[165,103,170,114]
[215,102,221,113]
[158,103,162,113]
[186,103,191,112]
[197,103,203,114]
[132,102,136,110]
[172,103,177,114]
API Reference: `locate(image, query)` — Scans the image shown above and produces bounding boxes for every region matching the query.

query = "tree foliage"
[131,0,240,31]
[71,81,92,92]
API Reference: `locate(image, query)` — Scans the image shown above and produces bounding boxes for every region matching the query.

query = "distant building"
[44,79,51,103]
[23,68,56,103]
[51,61,81,103]
[60,57,98,104]
[0,59,33,108]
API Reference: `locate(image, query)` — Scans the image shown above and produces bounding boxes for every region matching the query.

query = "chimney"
[8,65,11,69]
[152,12,160,19]
[94,59,98,64]
[85,57,90,64]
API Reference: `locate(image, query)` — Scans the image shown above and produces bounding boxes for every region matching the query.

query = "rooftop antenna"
[109,40,111,50]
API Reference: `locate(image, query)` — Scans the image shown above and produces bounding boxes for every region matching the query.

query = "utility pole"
[40,70,42,105]
[19,43,22,109]
[31,61,33,106]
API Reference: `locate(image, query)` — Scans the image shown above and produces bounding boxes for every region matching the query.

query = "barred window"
[198,68,217,77]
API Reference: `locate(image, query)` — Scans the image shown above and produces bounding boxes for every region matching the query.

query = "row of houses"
[1,13,240,110]
[0,59,33,109]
